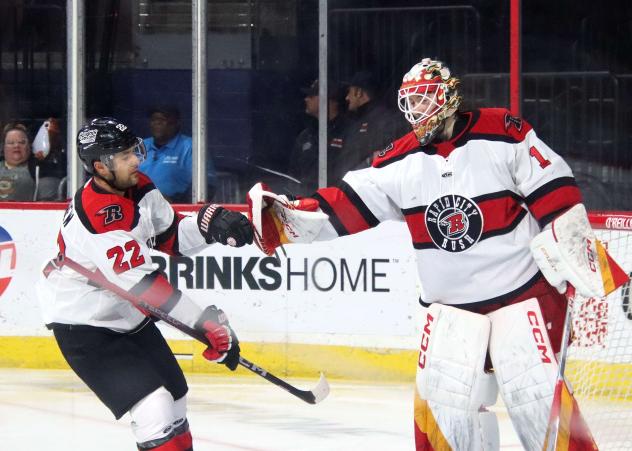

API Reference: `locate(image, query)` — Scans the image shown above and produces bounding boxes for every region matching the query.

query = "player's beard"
[100,169,138,192]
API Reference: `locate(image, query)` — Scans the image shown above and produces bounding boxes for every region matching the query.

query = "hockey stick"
[542,284,598,451]
[48,255,329,405]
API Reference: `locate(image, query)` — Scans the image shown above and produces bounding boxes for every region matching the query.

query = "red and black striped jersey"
[314,108,582,306]
[37,173,209,331]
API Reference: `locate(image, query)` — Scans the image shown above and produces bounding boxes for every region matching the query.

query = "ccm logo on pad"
[527,310,552,363]
[418,312,434,369]
[586,238,597,273]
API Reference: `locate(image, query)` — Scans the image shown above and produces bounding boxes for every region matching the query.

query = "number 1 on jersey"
[107,240,145,274]
[529,146,551,168]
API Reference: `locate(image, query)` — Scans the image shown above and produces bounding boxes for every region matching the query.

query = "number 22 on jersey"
[107,240,145,274]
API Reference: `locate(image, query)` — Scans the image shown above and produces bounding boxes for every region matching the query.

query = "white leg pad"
[129,387,180,443]
[488,298,559,450]
[416,303,499,450]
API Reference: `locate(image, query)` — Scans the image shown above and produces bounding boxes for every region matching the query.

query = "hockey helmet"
[77,117,146,173]
[397,58,461,145]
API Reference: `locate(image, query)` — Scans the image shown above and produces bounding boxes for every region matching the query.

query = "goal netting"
[564,211,632,450]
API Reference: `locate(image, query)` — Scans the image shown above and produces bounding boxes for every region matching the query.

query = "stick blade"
[309,372,330,404]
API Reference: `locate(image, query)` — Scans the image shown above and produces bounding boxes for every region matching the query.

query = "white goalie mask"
[397,58,462,145]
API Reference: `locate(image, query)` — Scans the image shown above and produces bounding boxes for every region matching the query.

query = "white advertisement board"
[0,206,423,350]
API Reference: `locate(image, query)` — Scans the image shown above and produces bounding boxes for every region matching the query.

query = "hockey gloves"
[195,305,240,371]
[197,204,254,247]
[246,182,329,256]
[530,204,629,298]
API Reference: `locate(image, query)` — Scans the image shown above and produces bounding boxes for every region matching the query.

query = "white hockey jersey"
[37,173,208,331]
[313,108,582,306]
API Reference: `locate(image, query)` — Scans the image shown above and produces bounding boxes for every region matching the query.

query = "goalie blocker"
[530,204,629,299]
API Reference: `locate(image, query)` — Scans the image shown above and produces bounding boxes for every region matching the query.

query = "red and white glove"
[246,182,328,256]
[195,305,240,370]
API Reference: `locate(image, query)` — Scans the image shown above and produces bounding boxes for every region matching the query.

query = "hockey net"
[564,211,632,450]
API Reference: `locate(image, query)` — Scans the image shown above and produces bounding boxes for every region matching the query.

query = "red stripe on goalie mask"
[316,187,371,234]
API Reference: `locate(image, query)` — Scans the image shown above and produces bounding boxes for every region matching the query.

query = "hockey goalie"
[247,58,628,450]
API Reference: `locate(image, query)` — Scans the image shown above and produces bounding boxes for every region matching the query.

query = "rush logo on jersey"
[97,205,124,225]
[0,225,16,298]
[425,195,483,252]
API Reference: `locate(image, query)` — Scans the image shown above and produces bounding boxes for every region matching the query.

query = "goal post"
[562,211,632,450]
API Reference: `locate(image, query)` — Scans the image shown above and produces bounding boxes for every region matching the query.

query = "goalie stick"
[542,284,598,451]
[46,254,329,405]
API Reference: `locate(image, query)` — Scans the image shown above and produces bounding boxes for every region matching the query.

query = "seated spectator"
[140,105,217,202]
[332,71,408,182]
[0,122,63,201]
[288,79,349,195]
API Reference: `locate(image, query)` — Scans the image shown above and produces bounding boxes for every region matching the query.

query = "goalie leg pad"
[415,303,499,451]
[488,298,559,450]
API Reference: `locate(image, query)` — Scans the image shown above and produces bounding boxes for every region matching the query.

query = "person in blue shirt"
[140,106,216,202]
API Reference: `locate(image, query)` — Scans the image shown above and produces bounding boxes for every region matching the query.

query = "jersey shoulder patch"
[470,108,532,142]
[372,131,419,168]
[74,180,140,234]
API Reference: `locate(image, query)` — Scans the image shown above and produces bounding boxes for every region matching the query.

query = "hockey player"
[247,59,606,450]
[37,117,254,451]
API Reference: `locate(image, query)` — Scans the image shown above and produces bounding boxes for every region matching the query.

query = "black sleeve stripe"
[313,192,349,236]
[129,270,161,297]
[455,133,520,146]
[473,189,523,204]
[538,206,572,229]
[132,182,157,204]
[160,290,182,314]
[401,205,427,215]
[524,177,577,206]
[73,188,97,234]
[413,242,436,250]
[155,213,181,256]
[339,181,380,228]
[129,270,182,314]
[480,208,528,241]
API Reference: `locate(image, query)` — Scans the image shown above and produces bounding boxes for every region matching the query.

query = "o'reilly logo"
[152,256,390,293]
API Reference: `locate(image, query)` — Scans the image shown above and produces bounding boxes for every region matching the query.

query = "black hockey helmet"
[77,117,145,173]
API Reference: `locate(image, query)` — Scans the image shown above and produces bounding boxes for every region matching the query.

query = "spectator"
[140,106,217,202]
[333,71,408,182]
[288,79,349,195]
[0,122,63,201]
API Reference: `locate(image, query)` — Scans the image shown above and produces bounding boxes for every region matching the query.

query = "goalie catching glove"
[530,204,629,298]
[195,305,240,370]
[197,204,254,247]
[246,182,329,256]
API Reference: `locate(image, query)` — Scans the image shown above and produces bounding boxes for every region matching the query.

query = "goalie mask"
[397,58,461,145]
[77,117,146,174]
